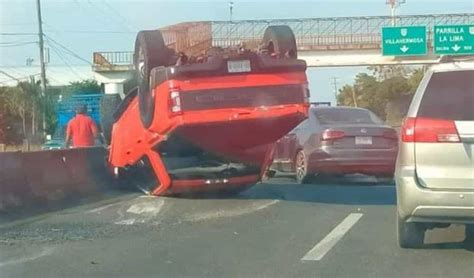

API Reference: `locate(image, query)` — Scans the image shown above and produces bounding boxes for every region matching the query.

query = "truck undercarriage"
[103,25,309,196]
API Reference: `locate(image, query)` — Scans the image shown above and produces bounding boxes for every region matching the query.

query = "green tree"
[337,66,422,122]
[368,65,409,80]
[63,79,102,95]
[408,67,425,92]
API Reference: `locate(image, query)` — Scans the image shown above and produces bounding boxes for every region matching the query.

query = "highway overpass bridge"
[92,13,473,95]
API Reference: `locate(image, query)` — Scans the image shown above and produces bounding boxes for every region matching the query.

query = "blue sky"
[1,0,472,102]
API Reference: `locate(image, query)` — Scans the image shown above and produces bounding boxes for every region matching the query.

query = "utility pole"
[229,1,234,21]
[386,0,406,26]
[331,77,339,106]
[351,87,358,107]
[36,0,47,134]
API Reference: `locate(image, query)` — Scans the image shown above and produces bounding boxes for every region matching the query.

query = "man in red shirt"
[65,104,99,148]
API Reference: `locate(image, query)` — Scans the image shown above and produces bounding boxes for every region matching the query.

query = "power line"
[42,29,135,34]
[0,40,32,45]
[46,42,85,80]
[100,0,137,31]
[0,73,41,85]
[73,0,131,32]
[86,0,132,32]
[0,70,23,83]
[0,32,38,36]
[0,22,37,26]
[0,42,37,47]
[44,34,91,65]
[71,0,119,31]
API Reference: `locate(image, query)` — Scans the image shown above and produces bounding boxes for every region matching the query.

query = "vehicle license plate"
[355,136,372,145]
[227,60,251,73]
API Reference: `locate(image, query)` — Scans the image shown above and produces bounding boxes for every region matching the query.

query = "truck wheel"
[262,25,297,59]
[100,94,122,145]
[134,30,171,128]
[397,213,425,248]
[295,150,312,184]
[465,224,474,243]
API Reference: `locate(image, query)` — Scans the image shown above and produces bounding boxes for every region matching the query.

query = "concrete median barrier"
[0,147,114,219]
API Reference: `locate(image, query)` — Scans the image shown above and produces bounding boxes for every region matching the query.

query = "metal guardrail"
[209,13,473,49]
[93,51,133,67]
[92,13,473,67]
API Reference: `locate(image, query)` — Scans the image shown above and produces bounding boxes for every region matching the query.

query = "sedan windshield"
[314,108,383,125]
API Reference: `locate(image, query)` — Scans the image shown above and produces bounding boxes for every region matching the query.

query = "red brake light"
[401,117,460,143]
[322,130,345,141]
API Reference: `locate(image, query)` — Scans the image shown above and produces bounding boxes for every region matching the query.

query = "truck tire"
[465,224,474,243]
[134,30,171,128]
[397,213,425,248]
[262,25,298,59]
[100,94,122,145]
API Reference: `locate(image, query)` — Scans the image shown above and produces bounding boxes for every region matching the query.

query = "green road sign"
[434,24,474,55]
[382,26,427,56]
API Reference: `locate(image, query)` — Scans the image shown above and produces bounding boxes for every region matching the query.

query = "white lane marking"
[301,213,363,261]
[87,202,118,213]
[184,200,280,222]
[126,200,164,216]
[115,218,136,225]
[0,247,55,268]
[114,198,165,225]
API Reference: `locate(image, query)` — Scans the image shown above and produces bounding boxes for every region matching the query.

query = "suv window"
[417,70,474,121]
[314,108,382,125]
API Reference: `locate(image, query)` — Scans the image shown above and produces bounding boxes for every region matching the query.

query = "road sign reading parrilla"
[434,25,474,55]
[382,26,427,56]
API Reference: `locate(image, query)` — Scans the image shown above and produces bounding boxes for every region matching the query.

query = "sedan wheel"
[295,151,312,184]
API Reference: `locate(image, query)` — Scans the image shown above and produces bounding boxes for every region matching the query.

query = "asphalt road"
[1,175,473,278]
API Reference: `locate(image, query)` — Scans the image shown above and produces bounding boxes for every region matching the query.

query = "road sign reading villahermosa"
[382,26,427,56]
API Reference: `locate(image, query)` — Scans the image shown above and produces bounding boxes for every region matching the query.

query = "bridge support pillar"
[93,70,135,99]
[104,82,124,96]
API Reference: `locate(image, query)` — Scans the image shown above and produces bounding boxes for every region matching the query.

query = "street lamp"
[386,0,406,26]
[229,1,234,22]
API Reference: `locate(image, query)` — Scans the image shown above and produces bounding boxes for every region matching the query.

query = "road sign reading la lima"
[434,24,474,55]
[382,26,427,56]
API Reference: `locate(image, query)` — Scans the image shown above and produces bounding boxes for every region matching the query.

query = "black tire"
[295,150,312,184]
[465,224,474,243]
[100,94,122,145]
[397,213,425,248]
[262,25,298,59]
[134,30,171,128]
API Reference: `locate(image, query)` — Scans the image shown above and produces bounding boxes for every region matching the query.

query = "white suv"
[396,59,474,248]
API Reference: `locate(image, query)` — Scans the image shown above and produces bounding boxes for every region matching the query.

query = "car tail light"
[382,129,398,140]
[169,89,182,115]
[401,117,460,143]
[321,130,345,141]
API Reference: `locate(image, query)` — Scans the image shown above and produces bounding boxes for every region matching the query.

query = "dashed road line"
[301,213,363,261]
[0,247,56,268]
[183,200,280,222]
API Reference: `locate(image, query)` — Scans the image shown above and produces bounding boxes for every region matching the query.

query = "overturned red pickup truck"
[102,25,309,196]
